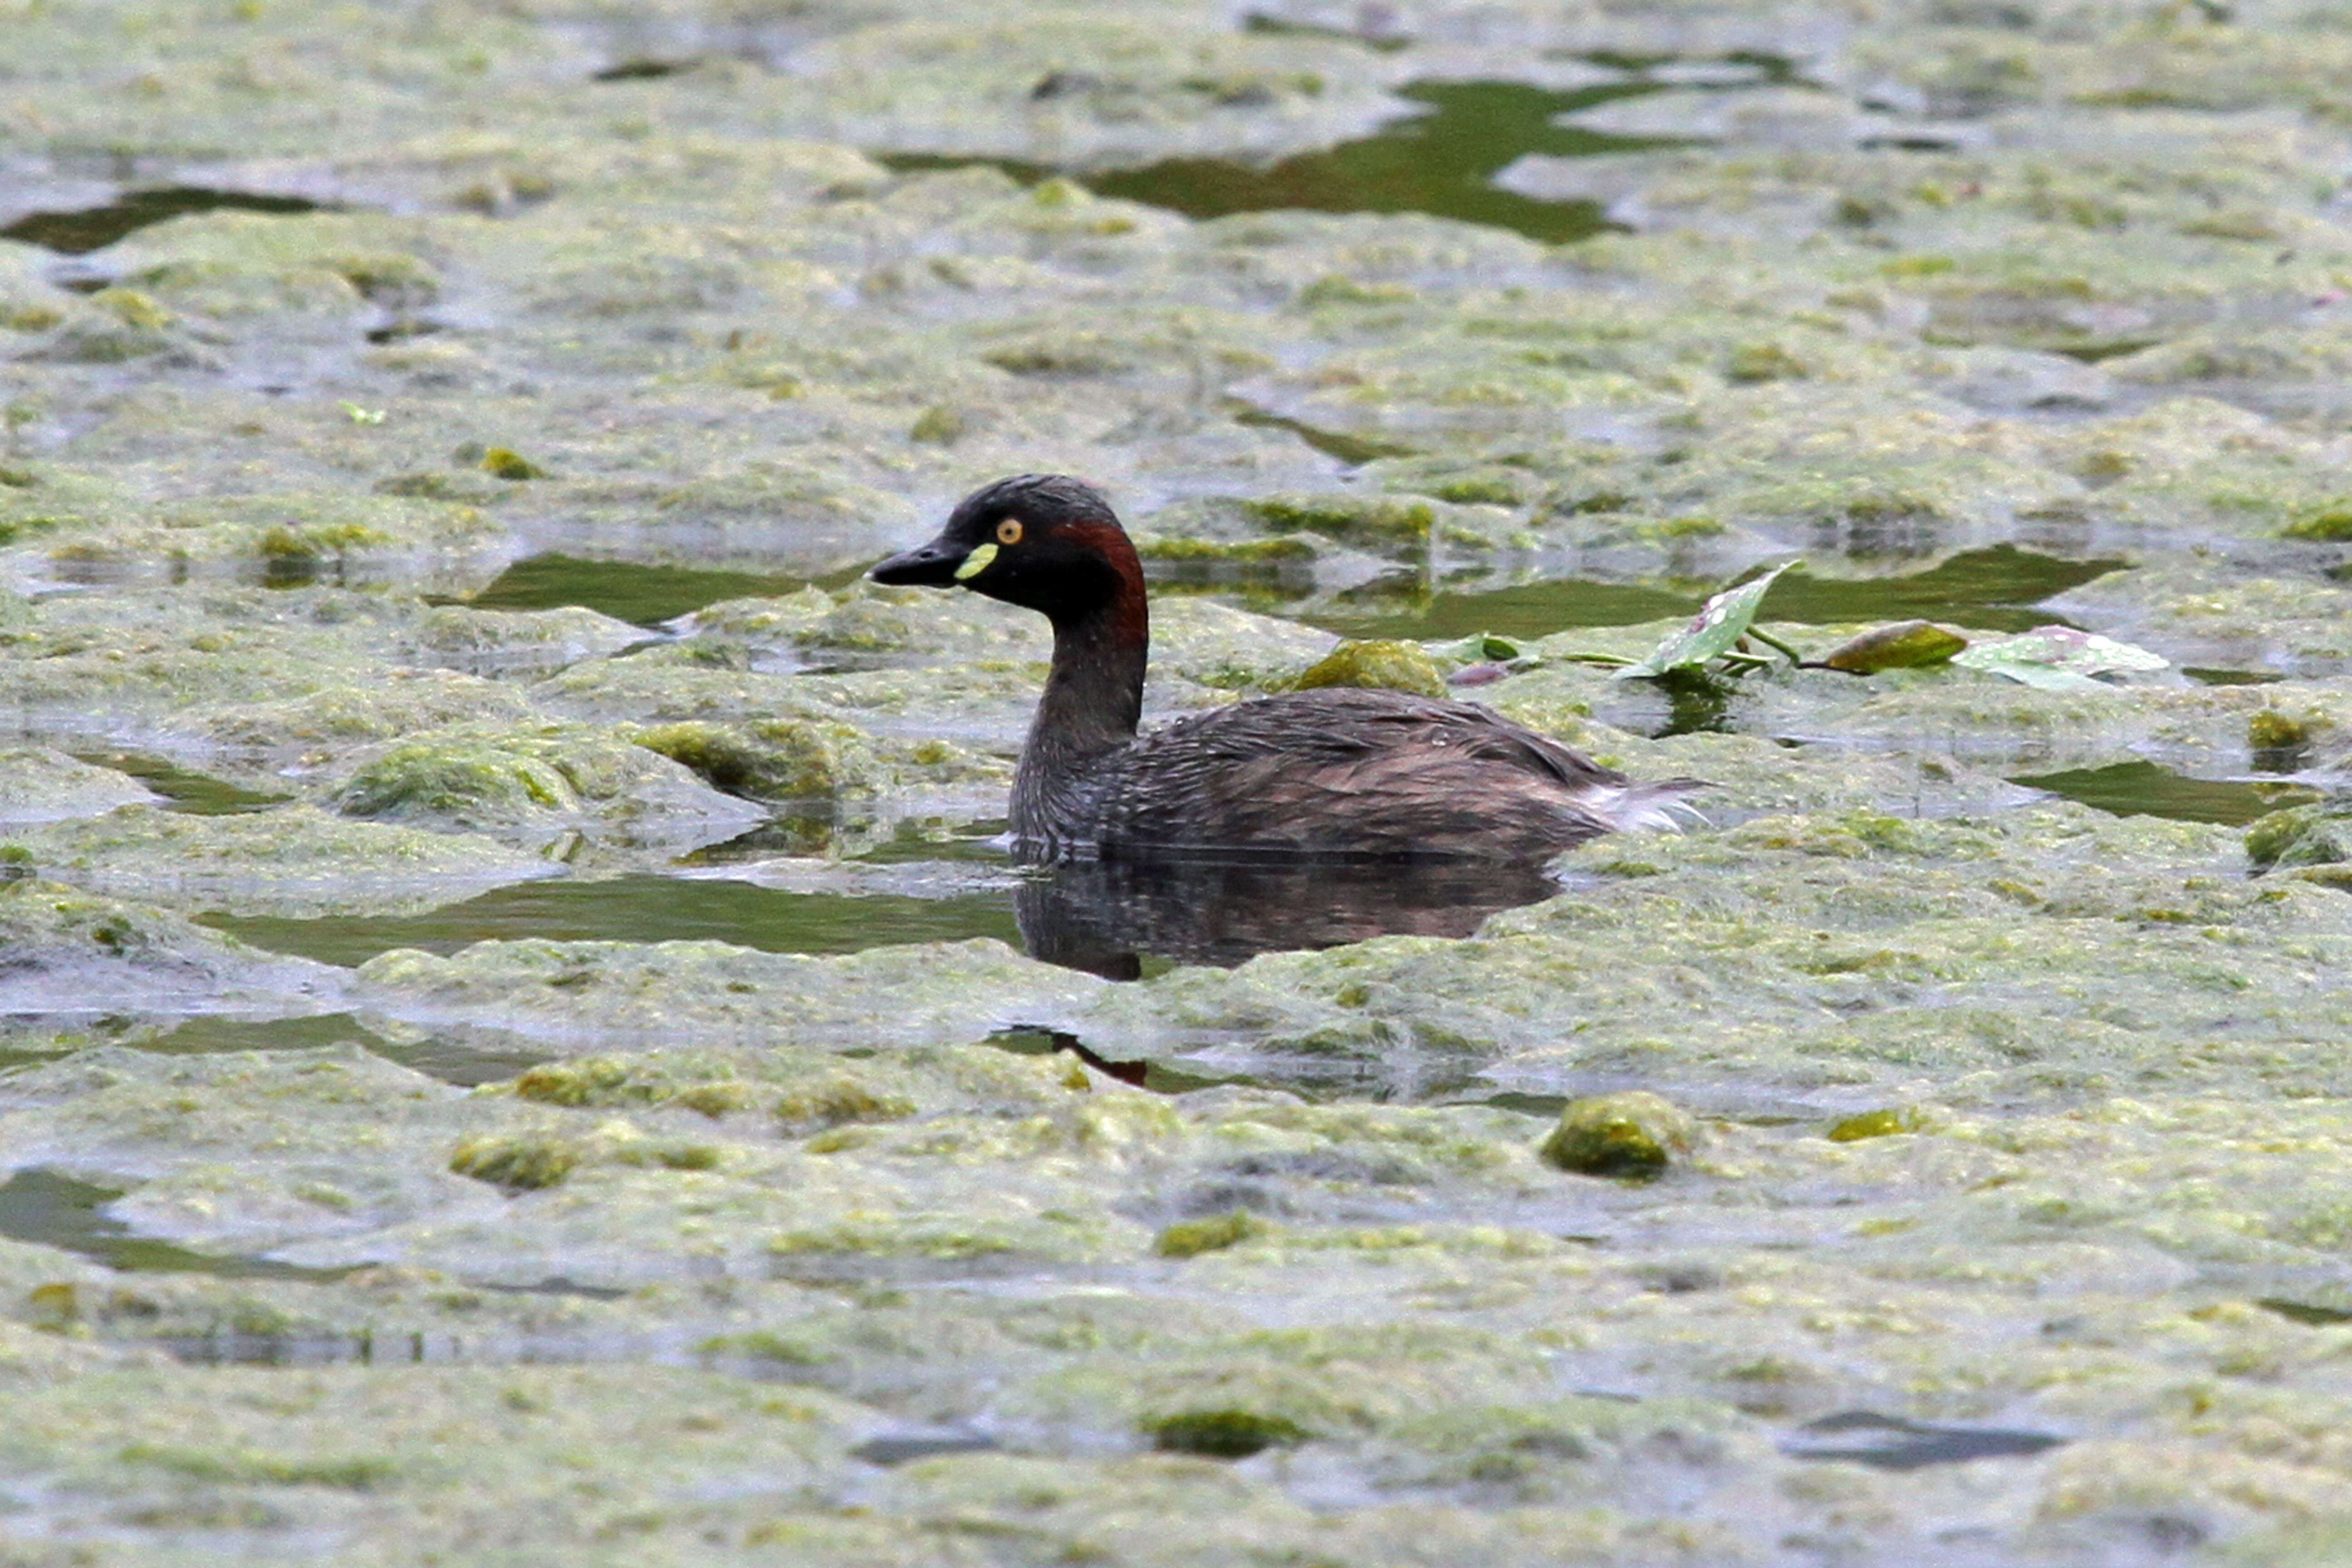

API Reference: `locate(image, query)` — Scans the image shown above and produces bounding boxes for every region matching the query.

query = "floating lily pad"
[1614,563,1794,681]
[1951,625,2168,692]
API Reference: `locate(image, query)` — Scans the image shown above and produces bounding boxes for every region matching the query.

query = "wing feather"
[1090,687,1648,858]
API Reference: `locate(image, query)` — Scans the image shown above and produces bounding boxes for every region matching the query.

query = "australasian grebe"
[871,474,1697,861]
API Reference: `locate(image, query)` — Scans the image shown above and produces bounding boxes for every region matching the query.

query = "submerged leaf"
[1819,620,1969,674]
[1952,625,2167,691]
[1615,562,1795,680]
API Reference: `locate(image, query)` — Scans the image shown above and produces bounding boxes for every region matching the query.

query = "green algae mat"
[10,0,2352,1563]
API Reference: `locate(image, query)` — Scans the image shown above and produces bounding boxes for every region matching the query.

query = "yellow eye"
[995,518,1024,546]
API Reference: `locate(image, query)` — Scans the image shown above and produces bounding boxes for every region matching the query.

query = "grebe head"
[869,473,1142,627]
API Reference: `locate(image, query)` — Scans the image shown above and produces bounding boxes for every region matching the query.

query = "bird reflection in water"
[1013,855,1562,980]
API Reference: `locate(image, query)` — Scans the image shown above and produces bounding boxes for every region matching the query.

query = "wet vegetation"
[5,0,2352,1561]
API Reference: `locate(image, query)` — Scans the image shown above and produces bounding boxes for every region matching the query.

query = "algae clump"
[2249,709,2322,771]
[480,447,549,481]
[2245,804,2352,871]
[631,718,881,802]
[1133,535,1317,566]
[336,738,579,823]
[1147,1409,1309,1458]
[1826,1107,1923,1142]
[2280,506,2352,542]
[330,724,759,843]
[449,1133,578,1190]
[1540,1092,1695,1180]
[1292,639,1448,699]
[512,1057,755,1117]
[773,1076,918,1135]
[1154,1210,1271,1258]
[1238,492,1433,549]
[512,1058,645,1107]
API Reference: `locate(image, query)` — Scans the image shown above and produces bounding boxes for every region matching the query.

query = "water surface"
[1,187,329,255]
[1308,547,2123,641]
[0,1168,343,1281]
[1088,79,1678,243]
[884,76,1686,244]
[206,873,1025,968]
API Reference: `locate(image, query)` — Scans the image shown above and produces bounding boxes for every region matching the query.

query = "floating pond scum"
[8,0,2352,1561]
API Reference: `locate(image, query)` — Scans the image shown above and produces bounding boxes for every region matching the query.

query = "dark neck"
[1028,594,1147,764]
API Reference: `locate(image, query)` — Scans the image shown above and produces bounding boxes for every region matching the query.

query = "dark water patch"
[0,1168,346,1281]
[484,1276,629,1301]
[206,874,1024,968]
[1242,13,1410,49]
[1591,50,1805,83]
[108,1002,553,1088]
[461,553,835,627]
[1315,576,1688,638]
[138,1013,541,1097]
[1784,1411,2066,1470]
[851,1430,1000,1465]
[1650,669,1738,738]
[881,78,1679,245]
[486,543,2110,651]
[2,187,328,256]
[364,318,444,344]
[2056,339,2164,365]
[71,751,288,815]
[1752,549,2122,632]
[1086,80,1674,244]
[2014,761,2314,827]
[1016,855,1560,978]
[875,151,1052,181]
[683,816,1011,868]
[164,1332,412,1367]
[1309,547,2121,642]
[142,1012,391,1055]
[682,818,1011,865]
[163,1322,637,1367]
[593,58,697,81]
[1150,1409,1308,1458]
[2256,1297,2352,1326]
[373,1039,550,1089]
[206,844,1579,980]
[838,821,1012,865]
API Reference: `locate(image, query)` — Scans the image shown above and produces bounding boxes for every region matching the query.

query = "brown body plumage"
[870,474,1695,862]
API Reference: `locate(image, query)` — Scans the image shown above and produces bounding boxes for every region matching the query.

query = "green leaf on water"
[1614,562,1796,681]
[1433,632,1522,664]
[1819,620,1969,674]
[1951,625,2167,692]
